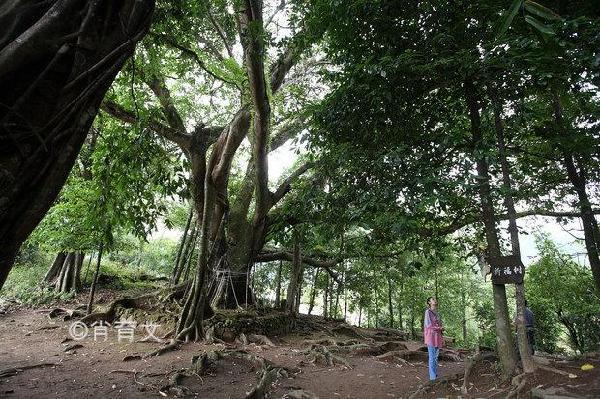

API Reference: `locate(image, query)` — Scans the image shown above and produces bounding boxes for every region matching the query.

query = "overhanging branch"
[255,247,342,283]
[101,101,191,150]
[270,162,312,206]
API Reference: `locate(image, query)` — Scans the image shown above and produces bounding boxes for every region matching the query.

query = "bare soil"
[1,291,598,398]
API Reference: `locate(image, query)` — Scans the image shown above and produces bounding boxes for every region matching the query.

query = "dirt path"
[1,305,599,398]
[0,308,464,398]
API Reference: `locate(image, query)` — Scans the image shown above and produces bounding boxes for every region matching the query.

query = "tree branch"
[101,101,191,150]
[149,33,239,87]
[270,114,308,151]
[207,6,234,59]
[255,247,341,282]
[425,208,600,238]
[145,73,187,132]
[270,162,312,205]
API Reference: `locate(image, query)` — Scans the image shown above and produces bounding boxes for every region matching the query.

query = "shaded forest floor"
[0,288,599,398]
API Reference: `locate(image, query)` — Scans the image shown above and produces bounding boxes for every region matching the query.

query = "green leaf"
[497,0,523,37]
[525,15,556,36]
[524,1,560,21]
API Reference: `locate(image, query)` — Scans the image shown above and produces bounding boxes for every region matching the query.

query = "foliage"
[527,235,600,353]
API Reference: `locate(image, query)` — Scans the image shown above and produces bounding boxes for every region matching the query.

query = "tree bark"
[174,219,198,285]
[465,79,517,376]
[171,206,194,284]
[44,252,67,284]
[45,251,84,293]
[551,90,600,290]
[286,229,303,314]
[87,243,104,315]
[308,268,319,315]
[0,0,155,290]
[358,305,362,327]
[494,98,535,372]
[323,274,329,319]
[387,273,394,328]
[275,260,283,308]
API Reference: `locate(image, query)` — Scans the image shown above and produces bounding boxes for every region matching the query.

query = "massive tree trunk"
[551,91,600,290]
[494,99,535,372]
[44,251,84,293]
[465,80,517,376]
[0,0,155,289]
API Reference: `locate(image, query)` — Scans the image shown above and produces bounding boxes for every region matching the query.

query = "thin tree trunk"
[323,274,329,319]
[286,230,302,314]
[551,90,600,290]
[172,206,194,284]
[87,243,104,315]
[387,273,394,328]
[329,279,336,318]
[84,252,94,283]
[181,225,199,283]
[374,287,379,329]
[174,220,197,284]
[334,278,341,319]
[344,278,348,320]
[494,98,535,372]
[275,260,283,308]
[358,305,362,327]
[397,267,404,331]
[308,268,319,315]
[296,267,304,314]
[465,80,517,376]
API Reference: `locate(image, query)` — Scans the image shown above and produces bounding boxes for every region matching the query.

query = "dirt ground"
[1,292,599,398]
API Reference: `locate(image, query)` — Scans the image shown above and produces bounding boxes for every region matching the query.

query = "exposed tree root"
[506,373,528,399]
[461,351,499,394]
[377,349,430,363]
[0,363,58,378]
[81,294,156,325]
[368,327,409,342]
[48,307,86,321]
[63,343,84,352]
[531,386,582,399]
[305,344,352,368]
[222,350,295,399]
[407,372,464,399]
[159,370,190,397]
[537,365,575,378]
[247,334,276,347]
[79,283,190,326]
[143,338,181,358]
[416,345,464,361]
[283,389,319,399]
[331,325,367,339]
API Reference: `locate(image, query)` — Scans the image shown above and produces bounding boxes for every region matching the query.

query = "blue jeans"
[427,345,439,380]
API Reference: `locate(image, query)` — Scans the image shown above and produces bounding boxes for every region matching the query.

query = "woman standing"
[424,297,444,381]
